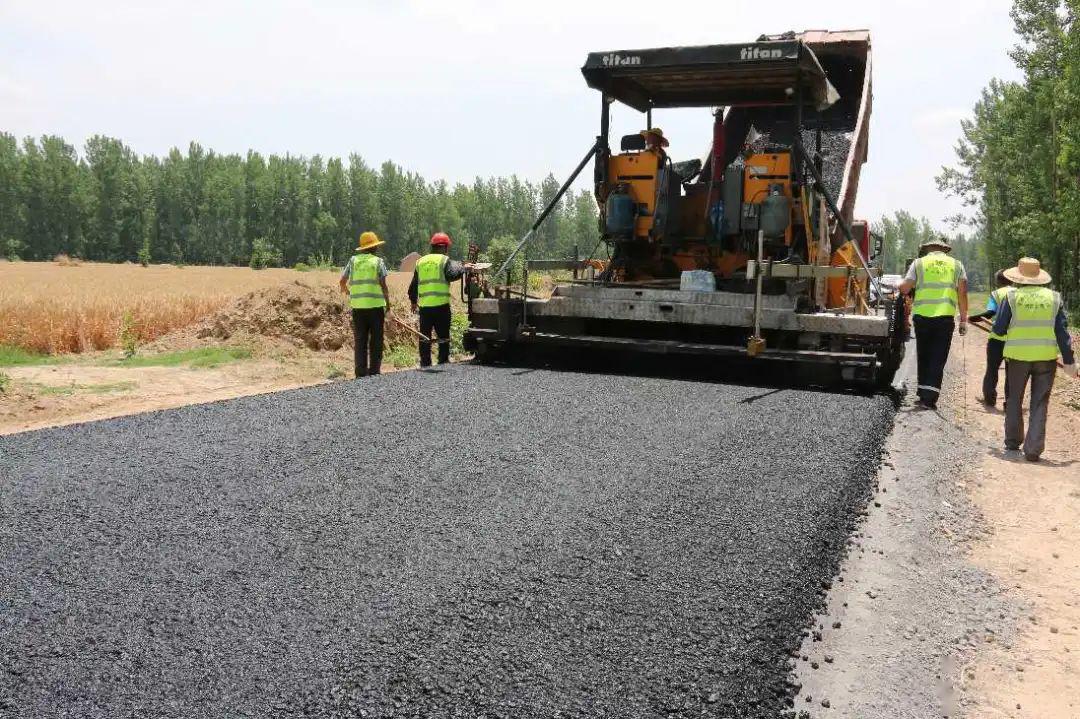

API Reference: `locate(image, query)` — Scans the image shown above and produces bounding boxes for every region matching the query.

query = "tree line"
[0,133,600,268]
[938,0,1080,307]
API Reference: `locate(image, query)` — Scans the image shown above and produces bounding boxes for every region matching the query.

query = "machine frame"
[463,30,904,389]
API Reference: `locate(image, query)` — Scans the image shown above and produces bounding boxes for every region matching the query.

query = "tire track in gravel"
[0,364,894,718]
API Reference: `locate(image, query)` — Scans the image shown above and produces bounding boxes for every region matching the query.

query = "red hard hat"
[430,232,451,247]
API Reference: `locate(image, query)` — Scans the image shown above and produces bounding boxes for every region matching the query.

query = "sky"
[0,0,1023,229]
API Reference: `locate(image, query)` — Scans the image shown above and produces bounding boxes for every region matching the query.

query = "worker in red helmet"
[408,232,472,367]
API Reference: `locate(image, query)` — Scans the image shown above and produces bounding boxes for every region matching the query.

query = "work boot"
[1025,453,1041,463]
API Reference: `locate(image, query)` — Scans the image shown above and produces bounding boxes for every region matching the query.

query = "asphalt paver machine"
[463,30,905,388]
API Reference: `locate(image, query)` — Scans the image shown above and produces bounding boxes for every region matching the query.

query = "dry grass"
[0,262,344,354]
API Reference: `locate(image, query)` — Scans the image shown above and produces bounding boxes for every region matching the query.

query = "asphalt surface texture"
[0,363,894,718]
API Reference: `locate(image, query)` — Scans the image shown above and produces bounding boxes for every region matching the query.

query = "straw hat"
[356,231,385,251]
[919,237,952,253]
[641,127,670,147]
[1003,257,1052,285]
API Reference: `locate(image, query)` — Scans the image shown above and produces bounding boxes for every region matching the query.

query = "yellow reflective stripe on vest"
[416,253,451,308]
[349,253,386,309]
[987,287,1009,341]
[912,254,960,318]
[1003,286,1059,362]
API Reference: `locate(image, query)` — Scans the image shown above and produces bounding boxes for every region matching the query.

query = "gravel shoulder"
[794,344,1020,717]
[796,332,1080,718]
[1,364,893,718]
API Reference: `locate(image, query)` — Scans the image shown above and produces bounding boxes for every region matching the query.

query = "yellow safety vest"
[349,253,386,309]
[416,253,451,308]
[912,252,961,318]
[987,286,1010,342]
[1003,286,1061,362]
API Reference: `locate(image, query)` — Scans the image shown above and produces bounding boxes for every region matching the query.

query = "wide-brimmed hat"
[641,127,669,147]
[1003,257,1052,285]
[919,237,952,253]
[357,231,384,251]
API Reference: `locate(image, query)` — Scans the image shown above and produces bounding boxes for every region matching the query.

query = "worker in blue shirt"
[968,270,1011,406]
[991,257,1077,461]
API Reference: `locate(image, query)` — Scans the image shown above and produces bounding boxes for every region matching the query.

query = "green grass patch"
[385,344,418,369]
[450,313,469,356]
[0,345,69,367]
[30,380,137,396]
[112,346,253,369]
[0,371,10,393]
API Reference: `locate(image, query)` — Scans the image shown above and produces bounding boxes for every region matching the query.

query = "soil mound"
[197,281,350,350]
[196,281,416,350]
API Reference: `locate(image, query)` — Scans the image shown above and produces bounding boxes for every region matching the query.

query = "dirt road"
[956,329,1080,718]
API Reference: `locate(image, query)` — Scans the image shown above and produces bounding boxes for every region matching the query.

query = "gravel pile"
[800,128,853,202]
[0,365,894,718]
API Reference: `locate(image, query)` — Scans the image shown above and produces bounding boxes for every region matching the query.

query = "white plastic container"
[680,269,716,292]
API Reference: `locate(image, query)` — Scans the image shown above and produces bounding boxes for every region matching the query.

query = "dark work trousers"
[351,307,385,377]
[982,337,1007,405]
[912,315,955,406]
[418,304,451,367]
[1004,359,1057,458]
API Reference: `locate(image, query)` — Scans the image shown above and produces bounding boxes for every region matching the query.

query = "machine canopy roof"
[581,40,839,112]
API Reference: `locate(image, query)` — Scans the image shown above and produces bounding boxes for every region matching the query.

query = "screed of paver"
[0,364,893,718]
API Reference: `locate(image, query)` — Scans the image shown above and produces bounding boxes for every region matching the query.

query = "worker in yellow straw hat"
[992,257,1076,462]
[338,231,391,377]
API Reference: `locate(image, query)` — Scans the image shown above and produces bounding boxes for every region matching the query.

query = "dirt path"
[0,359,333,435]
[953,328,1080,718]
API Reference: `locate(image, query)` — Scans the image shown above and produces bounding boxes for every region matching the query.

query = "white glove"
[1065,363,1079,379]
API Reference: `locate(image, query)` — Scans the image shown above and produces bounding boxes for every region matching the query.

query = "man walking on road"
[898,237,969,409]
[992,257,1077,462]
[408,232,468,367]
[969,269,1012,406]
[339,231,391,378]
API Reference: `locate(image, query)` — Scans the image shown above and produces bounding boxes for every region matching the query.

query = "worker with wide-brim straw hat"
[968,268,1013,407]
[339,231,391,378]
[898,235,969,409]
[641,127,670,150]
[992,257,1076,461]
[1003,256,1051,285]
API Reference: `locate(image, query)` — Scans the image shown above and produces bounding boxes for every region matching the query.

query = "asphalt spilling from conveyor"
[0,363,894,718]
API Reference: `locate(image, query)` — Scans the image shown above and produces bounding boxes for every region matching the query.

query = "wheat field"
[0,262,343,354]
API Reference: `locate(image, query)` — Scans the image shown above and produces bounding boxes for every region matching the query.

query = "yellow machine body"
[607,150,663,239]
[827,240,870,310]
[743,152,795,247]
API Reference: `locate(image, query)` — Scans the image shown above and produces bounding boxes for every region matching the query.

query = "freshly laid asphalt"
[0,364,894,718]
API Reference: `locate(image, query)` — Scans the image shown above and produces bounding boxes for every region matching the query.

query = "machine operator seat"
[609,131,679,240]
